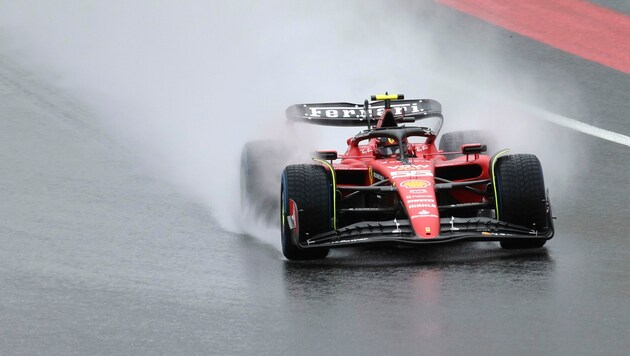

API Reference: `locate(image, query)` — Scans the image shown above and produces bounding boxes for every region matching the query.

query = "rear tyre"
[494,154,548,249]
[439,130,495,156]
[281,164,331,260]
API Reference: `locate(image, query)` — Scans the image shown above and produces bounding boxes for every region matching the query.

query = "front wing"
[299,216,554,248]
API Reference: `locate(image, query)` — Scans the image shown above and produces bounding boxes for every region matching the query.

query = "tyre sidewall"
[280,164,331,260]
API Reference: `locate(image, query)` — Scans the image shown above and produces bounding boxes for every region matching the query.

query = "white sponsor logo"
[387,164,430,170]
[411,214,439,219]
[305,102,423,118]
[409,189,429,194]
[391,170,433,178]
[406,196,435,201]
[436,161,463,166]
[407,199,436,203]
[406,195,434,199]
[409,204,437,209]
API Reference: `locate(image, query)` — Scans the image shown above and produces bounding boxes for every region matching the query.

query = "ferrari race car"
[241,94,555,260]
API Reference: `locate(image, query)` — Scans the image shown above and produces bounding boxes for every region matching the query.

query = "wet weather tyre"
[494,154,548,249]
[281,164,331,260]
[439,130,495,156]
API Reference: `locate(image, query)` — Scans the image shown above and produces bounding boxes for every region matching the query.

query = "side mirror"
[313,150,338,161]
[461,143,487,154]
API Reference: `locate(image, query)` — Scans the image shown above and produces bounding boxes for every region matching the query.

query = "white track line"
[508,99,630,148]
[535,110,630,147]
[429,73,630,148]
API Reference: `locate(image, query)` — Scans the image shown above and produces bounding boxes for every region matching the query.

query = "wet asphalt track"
[1,2,629,355]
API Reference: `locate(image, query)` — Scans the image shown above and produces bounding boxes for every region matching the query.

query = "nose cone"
[370,159,440,238]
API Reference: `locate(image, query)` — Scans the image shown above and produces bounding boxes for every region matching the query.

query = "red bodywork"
[333,120,490,239]
[281,95,553,249]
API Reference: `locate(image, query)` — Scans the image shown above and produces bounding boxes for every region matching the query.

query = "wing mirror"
[313,150,338,161]
[461,143,487,154]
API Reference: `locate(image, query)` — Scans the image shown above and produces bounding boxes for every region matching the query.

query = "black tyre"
[240,140,286,223]
[281,164,331,260]
[494,154,549,249]
[439,130,495,156]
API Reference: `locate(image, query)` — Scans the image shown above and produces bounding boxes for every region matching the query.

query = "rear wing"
[286,99,442,127]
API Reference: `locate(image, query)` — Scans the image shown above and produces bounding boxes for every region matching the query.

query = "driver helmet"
[376,137,405,157]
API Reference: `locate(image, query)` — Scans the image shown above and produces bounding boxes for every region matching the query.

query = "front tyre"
[494,154,549,249]
[281,164,332,260]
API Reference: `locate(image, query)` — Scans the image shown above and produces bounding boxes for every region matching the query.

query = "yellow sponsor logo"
[400,180,431,188]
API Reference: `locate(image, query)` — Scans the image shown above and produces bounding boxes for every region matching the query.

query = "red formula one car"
[241,94,554,260]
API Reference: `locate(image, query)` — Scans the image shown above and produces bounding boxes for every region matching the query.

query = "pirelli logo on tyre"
[400,180,431,188]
